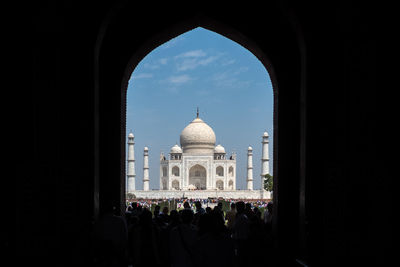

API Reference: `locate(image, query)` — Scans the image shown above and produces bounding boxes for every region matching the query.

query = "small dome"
[170,144,182,154]
[144,146,149,151]
[263,131,269,137]
[128,132,134,138]
[248,146,253,151]
[214,144,226,154]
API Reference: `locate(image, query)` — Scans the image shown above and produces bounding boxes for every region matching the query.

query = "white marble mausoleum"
[126,111,271,199]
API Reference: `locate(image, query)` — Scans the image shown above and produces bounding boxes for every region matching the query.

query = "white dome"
[170,144,182,153]
[144,146,149,151]
[248,146,253,151]
[128,132,134,138]
[263,131,269,137]
[214,144,226,154]
[180,117,216,154]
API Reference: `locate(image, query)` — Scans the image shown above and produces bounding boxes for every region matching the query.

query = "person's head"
[199,210,225,236]
[154,205,161,216]
[183,201,190,209]
[236,201,245,214]
[205,207,212,213]
[195,201,202,209]
[253,207,261,217]
[267,201,273,213]
[162,206,169,215]
[217,202,223,209]
[139,208,153,226]
[170,209,179,223]
[181,209,194,224]
[230,202,236,210]
[245,202,252,210]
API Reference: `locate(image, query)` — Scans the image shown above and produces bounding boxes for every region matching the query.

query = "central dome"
[180,117,216,154]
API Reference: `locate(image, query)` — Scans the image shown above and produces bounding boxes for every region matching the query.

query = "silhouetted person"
[244,202,254,220]
[92,203,128,267]
[194,210,234,267]
[232,201,250,266]
[130,202,139,217]
[263,201,274,254]
[253,206,262,221]
[168,209,180,230]
[157,206,171,265]
[193,201,205,226]
[195,201,205,214]
[205,206,212,213]
[225,202,236,233]
[248,206,268,265]
[136,204,143,218]
[169,209,197,267]
[214,201,225,222]
[131,208,161,267]
[263,201,273,226]
[159,206,170,224]
[153,205,161,219]
[183,201,191,210]
[127,213,139,265]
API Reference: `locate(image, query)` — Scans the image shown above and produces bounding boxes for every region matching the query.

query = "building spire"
[127,132,136,192]
[196,107,199,118]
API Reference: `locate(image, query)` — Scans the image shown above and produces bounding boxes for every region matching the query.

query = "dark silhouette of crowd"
[92,200,274,267]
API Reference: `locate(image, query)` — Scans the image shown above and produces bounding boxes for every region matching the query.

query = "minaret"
[261,131,270,188]
[247,146,253,190]
[127,132,136,192]
[143,147,149,191]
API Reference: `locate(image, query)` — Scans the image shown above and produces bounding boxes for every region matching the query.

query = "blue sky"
[126,27,273,190]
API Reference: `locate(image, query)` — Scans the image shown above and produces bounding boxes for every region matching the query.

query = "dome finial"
[196,107,199,118]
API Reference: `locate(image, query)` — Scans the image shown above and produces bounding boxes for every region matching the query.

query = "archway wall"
[13,2,380,266]
[96,2,304,264]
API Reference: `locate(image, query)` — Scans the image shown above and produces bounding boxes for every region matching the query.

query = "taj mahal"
[127,110,271,199]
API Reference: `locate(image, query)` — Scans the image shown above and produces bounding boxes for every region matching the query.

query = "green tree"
[264,174,273,191]
[126,193,135,200]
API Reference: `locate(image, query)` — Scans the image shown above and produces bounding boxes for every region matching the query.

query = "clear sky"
[126,27,273,190]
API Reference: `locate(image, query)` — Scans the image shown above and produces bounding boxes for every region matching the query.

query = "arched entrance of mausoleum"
[188,164,207,190]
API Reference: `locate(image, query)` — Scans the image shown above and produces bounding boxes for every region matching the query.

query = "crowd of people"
[92,199,274,267]
[126,198,271,211]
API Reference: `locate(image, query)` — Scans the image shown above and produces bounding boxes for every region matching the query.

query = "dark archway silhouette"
[12,2,382,267]
[95,4,305,265]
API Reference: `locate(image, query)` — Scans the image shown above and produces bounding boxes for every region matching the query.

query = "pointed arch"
[172,166,180,176]
[216,166,224,176]
[189,164,207,190]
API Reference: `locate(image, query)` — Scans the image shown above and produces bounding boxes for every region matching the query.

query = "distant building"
[127,111,271,199]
